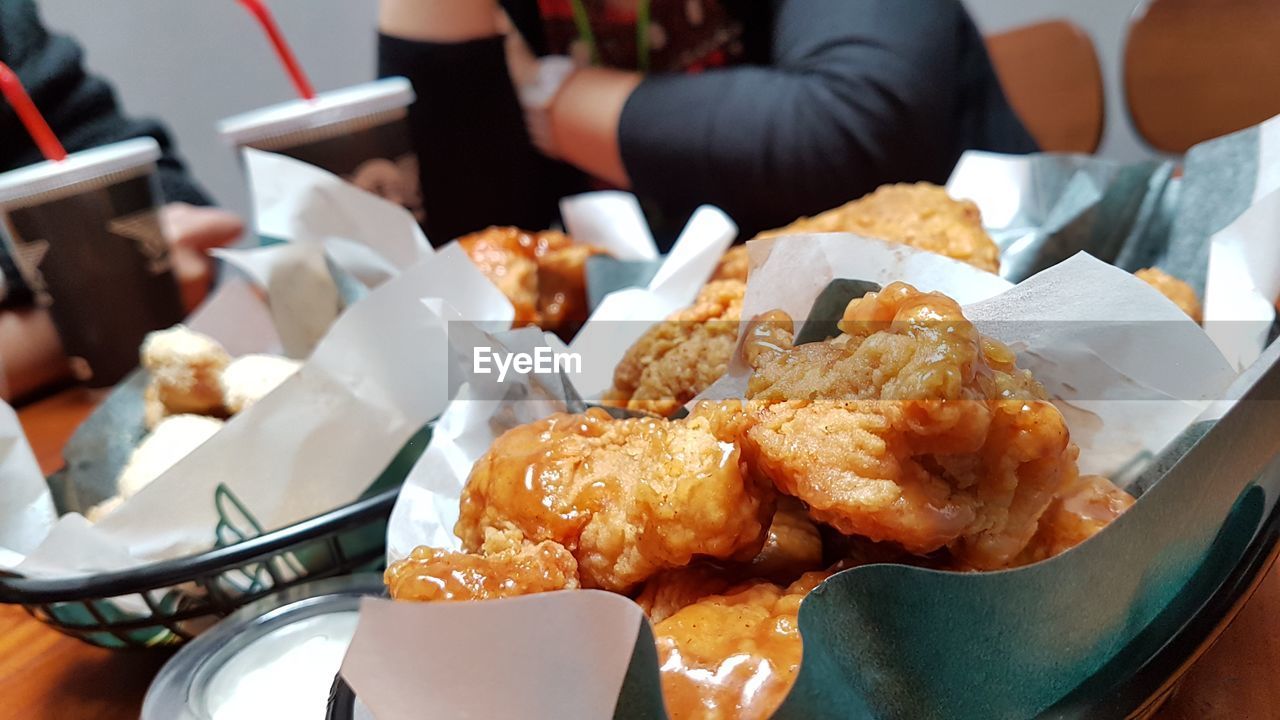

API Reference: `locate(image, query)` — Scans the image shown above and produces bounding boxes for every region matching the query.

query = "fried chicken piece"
[1135,267,1202,322]
[140,325,230,415]
[604,280,746,416]
[634,564,738,624]
[754,183,1000,273]
[220,354,302,414]
[385,528,579,602]
[710,245,750,283]
[635,499,823,623]
[747,497,824,583]
[457,226,607,337]
[654,570,831,720]
[742,282,1077,569]
[456,401,775,592]
[1014,474,1135,565]
[537,239,606,335]
[457,227,541,326]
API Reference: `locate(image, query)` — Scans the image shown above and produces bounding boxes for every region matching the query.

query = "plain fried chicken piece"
[456,401,776,592]
[385,528,579,602]
[742,282,1077,569]
[653,570,832,720]
[140,325,230,415]
[1014,474,1136,565]
[710,245,750,283]
[753,183,1000,273]
[1135,267,1202,322]
[605,280,746,416]
[219,354,302,414]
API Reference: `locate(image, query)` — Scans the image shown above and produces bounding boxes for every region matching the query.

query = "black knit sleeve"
[618,0,1036,236]
[377,32,587,244]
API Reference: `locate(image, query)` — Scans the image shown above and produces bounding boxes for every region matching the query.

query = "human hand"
[158,203,243,312]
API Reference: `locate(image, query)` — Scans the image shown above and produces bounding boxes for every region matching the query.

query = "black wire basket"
[0,487,398,649]
[0,370,430,649]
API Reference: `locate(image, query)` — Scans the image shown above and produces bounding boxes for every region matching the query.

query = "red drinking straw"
[0,61,67,162]
[236,0,316,100]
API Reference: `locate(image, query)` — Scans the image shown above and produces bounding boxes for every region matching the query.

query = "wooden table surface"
[1,389,1278,719]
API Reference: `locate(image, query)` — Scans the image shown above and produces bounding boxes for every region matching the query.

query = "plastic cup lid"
[0,137,160,208]
[217,76,415,147]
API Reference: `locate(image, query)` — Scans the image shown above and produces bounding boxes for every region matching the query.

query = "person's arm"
[535,0,1001,234]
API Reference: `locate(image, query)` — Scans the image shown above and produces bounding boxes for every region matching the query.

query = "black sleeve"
[378,32,587,244]
[0,0,210,207]
[619,0,1035,236]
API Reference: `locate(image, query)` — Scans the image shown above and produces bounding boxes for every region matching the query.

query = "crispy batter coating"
[1135,267,1202,322]
[385,528,579,602]
[140,325,230,415]
[710,245,750,283]
[1015,474,1135,565]
[654,570,831,720]
[753,183,1000,273]
[742,282,1076,569]
[635,564,738,624]
[635,499,823,623]
[457,226,606,337]
[605,280,746,416]
[456,401,775,592]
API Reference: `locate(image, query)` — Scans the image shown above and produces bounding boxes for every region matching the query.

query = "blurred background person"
[0,0,242,401]
[378,0,1037,245]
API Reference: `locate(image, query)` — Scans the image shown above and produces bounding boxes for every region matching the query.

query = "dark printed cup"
[0,138,185,387]
[219,77,423,224]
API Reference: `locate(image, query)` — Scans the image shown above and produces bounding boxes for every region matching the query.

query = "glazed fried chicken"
[1135,267,1202,322]
[741,282,1077,569]
[456,401,775,593]
[385,528,579,602]
[635,498,823,623]
[457,226,607,337]
[1015,474,1135,565]
[654,570,831,720]
[752,183,1000,274]
[605,280,746,416]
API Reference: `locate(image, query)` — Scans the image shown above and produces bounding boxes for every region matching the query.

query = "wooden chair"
[986,20,1105,154]
[1126,0,1280,153]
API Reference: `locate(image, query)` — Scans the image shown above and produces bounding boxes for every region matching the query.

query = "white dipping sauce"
[203,611,360,720]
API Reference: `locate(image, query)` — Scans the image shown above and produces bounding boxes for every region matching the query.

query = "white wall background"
[36,0,1159,218]
[38,0,378,217]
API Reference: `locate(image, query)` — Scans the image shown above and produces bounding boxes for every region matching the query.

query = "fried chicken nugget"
[456,401,775,593]
[654,570,832,720]
[140,325,230,415]
[1135,267,1202,322]
[742,282,1077,569]
[753,183,1000,273]
[385,528,579,602]
[457,226,607,337]
[605,280,746,416]
[1015,474,1135,565]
